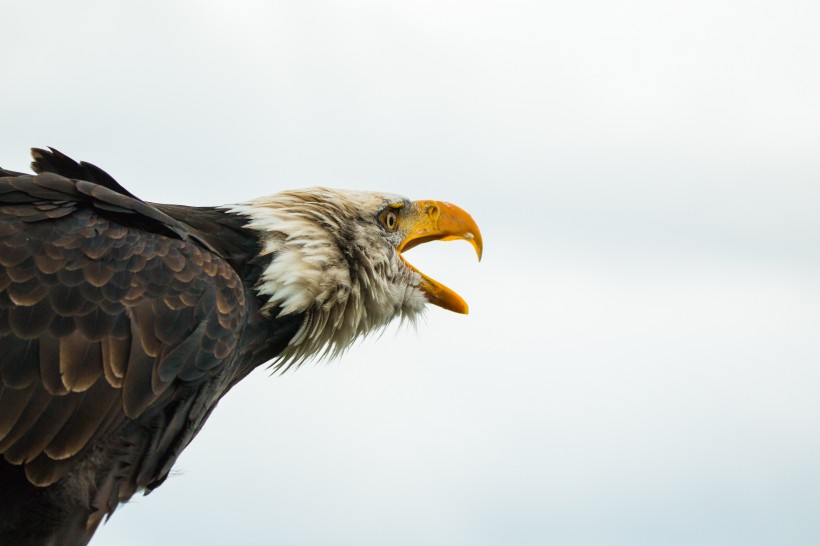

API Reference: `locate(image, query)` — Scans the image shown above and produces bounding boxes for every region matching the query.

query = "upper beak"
[397,200,483,314]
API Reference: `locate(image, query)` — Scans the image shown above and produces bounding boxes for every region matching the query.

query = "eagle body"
[0,149,481,545]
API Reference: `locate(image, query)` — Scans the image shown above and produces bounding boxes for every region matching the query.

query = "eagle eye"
[380,209,399,232]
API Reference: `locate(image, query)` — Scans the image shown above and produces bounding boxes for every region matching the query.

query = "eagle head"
[226,188,483,363]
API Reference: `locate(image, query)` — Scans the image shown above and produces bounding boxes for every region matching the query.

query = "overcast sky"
[2,1,820,545]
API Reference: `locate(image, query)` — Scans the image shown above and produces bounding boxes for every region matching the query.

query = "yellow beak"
[397,200,483,314]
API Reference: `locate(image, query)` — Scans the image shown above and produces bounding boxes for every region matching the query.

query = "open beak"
[397,200,483,314]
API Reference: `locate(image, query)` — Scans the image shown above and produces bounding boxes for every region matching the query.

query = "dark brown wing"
[0,166,247,520]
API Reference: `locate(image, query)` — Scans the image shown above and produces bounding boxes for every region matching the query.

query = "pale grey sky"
[2,1,820,545]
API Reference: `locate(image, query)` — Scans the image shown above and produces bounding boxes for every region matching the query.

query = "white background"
[2,1,820,544]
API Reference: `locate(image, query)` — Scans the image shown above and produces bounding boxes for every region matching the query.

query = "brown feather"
[56,266,85,287]
[3,392,84,464]
[130,302,162,357]
[156,322,207,384]
[59,332,103,392]
[0,384,51,453]
[75,308,113,341]
[81,234,115,261]
[48,314,76,337]
[0,244,28,268]
[8,298,53,339]
[82,260,115,288]
[7,276,49,306]
[39,333,68,395]
[101,335,130,388]
[121,328,162,418]
[0,384,36,439]
[6,259,35,283]
[0,337,39,388]
[49,283,95,316]
[33,253,65,275]
[153,300,196,345]
[45,378,120,460]
[0,271,10,294]
[23,451,80,487]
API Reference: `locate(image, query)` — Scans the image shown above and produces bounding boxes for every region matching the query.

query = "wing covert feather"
[0,192,247,487]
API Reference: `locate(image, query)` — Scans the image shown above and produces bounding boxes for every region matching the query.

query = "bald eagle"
[0,148,482,545]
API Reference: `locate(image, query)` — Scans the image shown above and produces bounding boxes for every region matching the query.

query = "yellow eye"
[381,210,398,232]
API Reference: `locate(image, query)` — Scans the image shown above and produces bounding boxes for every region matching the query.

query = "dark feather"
[45,378,120,460]
[0,148,299,545]
[0,384,52,453]
[0,384,36,439]
[0,337,39,388]
[59,332,103,393]
[3,392,84,465]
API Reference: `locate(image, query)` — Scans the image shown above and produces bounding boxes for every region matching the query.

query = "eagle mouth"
[397,200,483,314]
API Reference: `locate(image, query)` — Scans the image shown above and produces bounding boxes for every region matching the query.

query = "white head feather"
[224,188,428,366]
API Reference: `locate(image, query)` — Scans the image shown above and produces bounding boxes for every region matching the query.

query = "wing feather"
[0,160,248,495]
[3,392,84,465]
[8,298,54,338]
[45,378,121,460]
[0,337,39,388]
[101,336,130,388]
[59,331,103,392]
[39,333,67,395]
[25,449,86,487]
[0,383,36,439]
[121,325,165,419]
[0,384,51,453]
